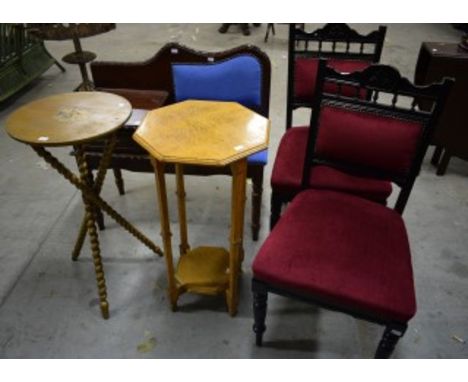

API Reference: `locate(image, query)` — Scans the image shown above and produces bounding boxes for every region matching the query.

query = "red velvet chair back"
[304,60,453,213]
[286,23,387,128]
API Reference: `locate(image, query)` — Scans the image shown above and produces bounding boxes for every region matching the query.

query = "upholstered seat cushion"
[294,58,371,103]
[252,189,416,323]
[271,127,392,202]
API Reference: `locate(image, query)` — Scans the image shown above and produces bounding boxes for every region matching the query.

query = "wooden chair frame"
[256,60,453,358]
[270,24,387,229]
[85,43,271,241]
[305,62,453,213]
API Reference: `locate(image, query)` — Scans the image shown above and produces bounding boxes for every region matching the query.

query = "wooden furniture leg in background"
[431,145,444,167]
[218,23,251,36]
[264,23,276,42]
[437,149,452,176]
[113,168,125,195]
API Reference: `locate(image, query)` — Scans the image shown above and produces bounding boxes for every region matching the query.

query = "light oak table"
[5,92,163,319]
[134,100,270,316]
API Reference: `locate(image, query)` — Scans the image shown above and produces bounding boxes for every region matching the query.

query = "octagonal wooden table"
[5,92,163,319]
[133,100,270,316]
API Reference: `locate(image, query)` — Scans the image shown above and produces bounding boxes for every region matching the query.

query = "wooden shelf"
[175,246,229,295]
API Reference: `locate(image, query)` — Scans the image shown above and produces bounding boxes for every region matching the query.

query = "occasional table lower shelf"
[175,246,229,295]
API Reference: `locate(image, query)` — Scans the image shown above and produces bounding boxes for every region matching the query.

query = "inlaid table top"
[6,92,132,147]
[133,100,270,166]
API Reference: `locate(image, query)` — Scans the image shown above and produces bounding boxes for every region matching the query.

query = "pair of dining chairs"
[252,26,453,357]
[271,23,390,229]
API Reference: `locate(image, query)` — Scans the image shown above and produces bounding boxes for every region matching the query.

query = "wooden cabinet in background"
[415,42,468,175]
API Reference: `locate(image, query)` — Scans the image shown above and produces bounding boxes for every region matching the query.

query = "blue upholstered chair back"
[172,55,263,112]
[172,54,267,165]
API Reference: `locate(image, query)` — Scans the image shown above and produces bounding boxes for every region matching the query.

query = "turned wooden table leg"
[75,146,109,319]
[152,158,178,310]
[32,146,163,257]
[227,159,247,316]
[87,171,105,231]
[72,218,88,262]
[72,135,117,261]
[175,164,190,256]
[30,144,164,319]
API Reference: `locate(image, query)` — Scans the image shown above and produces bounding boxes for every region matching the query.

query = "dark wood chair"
[252,60,453,358]
[85,43,271,240]
[270,23,389,229]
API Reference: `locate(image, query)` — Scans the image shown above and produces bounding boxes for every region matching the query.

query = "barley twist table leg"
[85,170,105,230]
[75,146,109,319]
[72,219,88,262]
[31,146,163,257]
[72,134,117,261]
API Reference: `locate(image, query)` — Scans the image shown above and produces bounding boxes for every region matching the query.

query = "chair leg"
[286,105,293,130]
[431,145,443,167]
[264,23,273,43]
[240,24,251,36]
[270,191,283,231]
[251,169,264,241]
[436,150,451,176]
[113,168,125,195]
[252,285,268,346]
[374,325,406,359]
[264,27,270,43]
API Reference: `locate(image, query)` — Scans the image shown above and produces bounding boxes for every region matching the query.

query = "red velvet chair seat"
[271,127,392,202]
[253,189,416,323]
[294,58,371,103]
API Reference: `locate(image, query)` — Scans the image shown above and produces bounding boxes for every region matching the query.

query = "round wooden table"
[6,92,163,319]
[134,100,270,316]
